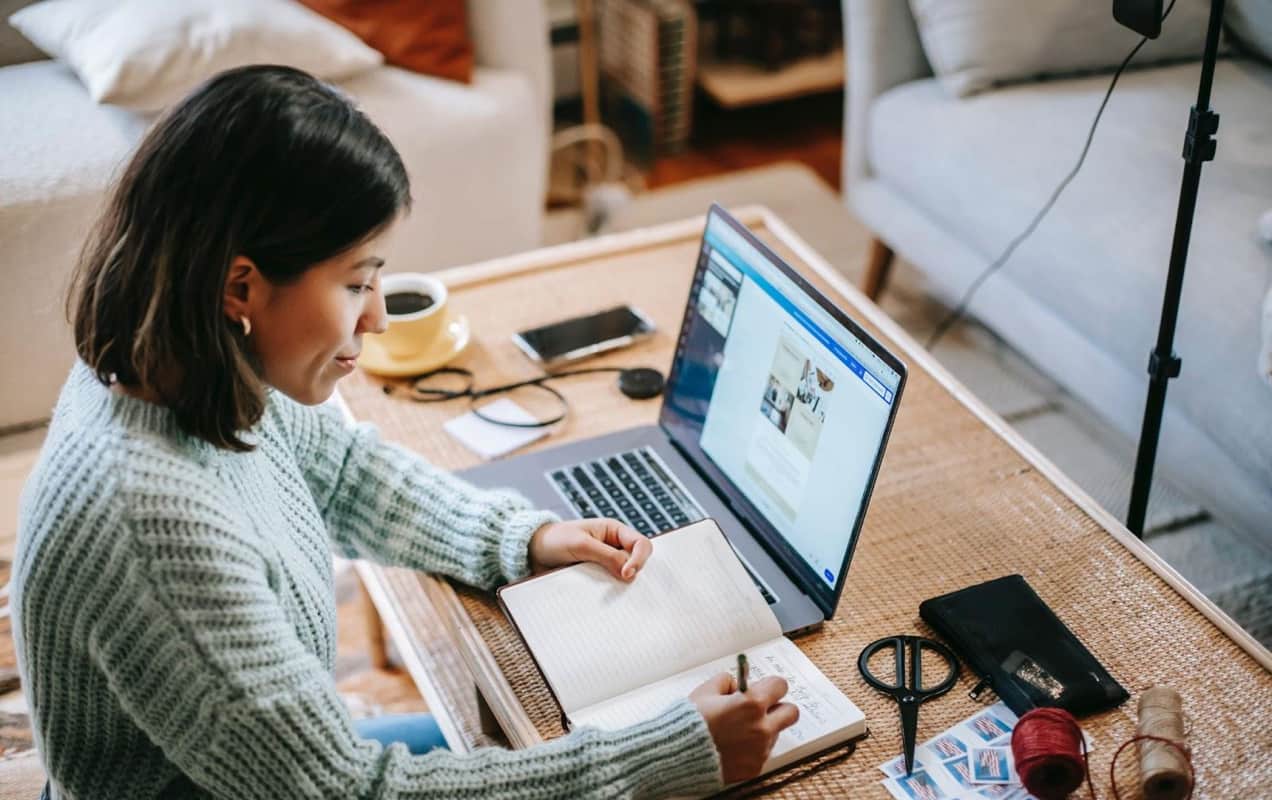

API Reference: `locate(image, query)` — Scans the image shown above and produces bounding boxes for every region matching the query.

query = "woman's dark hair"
[70,65,411,451]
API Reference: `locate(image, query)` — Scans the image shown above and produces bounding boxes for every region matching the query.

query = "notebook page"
[571,635,866,774]
[499,520,781,713]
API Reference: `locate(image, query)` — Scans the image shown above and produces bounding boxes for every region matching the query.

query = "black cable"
[389,365,639,429]
[468,366,628,429]
[470,366,628,399]
[925,0,1179,350]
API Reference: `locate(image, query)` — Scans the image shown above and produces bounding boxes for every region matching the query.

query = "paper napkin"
[443,398,548,459]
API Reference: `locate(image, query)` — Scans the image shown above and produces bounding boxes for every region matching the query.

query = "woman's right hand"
[689,672,800,784]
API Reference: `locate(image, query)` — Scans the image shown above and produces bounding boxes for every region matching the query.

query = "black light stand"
[1124,0,1225,537]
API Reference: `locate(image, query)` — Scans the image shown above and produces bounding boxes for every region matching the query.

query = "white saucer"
[359,313,471,378]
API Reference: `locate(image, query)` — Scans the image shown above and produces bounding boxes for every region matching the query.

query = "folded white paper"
[443,398,548,459]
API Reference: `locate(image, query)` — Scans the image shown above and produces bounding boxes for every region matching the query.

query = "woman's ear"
[223,255,263,325]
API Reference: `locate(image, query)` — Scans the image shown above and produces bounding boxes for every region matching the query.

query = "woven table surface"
[340,217,1271,798]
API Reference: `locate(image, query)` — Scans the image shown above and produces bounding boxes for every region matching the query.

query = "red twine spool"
[1012,708,1094,800]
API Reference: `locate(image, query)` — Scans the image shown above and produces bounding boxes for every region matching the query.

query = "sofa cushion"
[0,60,145,208]
[1228,0,1272,63]
[0,61,150,428]
[0,58,540,264]
[340,64,545,271]
[0,59,543,427]
[9,0,383,111]
[908,0,1211,97]
[867,59,1272,483]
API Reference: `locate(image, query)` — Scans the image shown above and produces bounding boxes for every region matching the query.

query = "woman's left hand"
[528,518,653,581]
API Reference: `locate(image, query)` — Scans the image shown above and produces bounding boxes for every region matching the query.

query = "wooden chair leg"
[359,575,390,669]
[862,238,895,301]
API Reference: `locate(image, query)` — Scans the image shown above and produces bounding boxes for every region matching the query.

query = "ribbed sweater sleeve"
[276,396,558,589]
[96,493,722,800]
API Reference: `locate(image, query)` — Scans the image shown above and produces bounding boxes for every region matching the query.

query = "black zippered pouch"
[919,574,1128,717]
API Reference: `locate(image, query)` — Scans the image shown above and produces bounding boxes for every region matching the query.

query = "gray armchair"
[840,0,1272,538]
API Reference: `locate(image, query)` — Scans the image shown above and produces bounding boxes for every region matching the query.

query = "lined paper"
[499,520,781,712]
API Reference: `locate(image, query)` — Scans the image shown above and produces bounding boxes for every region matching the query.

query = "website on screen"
[696,220,898,587]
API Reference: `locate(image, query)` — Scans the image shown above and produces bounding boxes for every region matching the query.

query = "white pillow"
[908,0,1212,98]
[8,0,383,111]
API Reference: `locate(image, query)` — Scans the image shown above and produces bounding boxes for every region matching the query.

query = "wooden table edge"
[336,205,1271,752]
[348,559,473,752]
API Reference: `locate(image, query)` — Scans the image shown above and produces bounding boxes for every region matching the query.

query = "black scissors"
[858,635,959,776]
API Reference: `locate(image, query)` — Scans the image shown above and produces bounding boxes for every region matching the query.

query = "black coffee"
[385,291,434,316]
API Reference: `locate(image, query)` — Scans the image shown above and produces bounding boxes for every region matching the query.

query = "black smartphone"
[512,305,656,365]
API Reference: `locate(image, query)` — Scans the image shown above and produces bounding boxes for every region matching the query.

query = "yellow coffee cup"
[377,273,449,360]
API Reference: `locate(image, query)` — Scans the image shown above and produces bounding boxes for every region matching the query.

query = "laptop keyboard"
[548,446,777,605]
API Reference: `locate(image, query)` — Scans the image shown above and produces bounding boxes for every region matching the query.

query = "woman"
[13,66,797,799]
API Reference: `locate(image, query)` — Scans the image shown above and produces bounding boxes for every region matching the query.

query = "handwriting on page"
[500,521,782,713]
[744,644,836,743]
[572,636,862,764]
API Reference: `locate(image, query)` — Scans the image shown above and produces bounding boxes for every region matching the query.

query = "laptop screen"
[660,207,905,616]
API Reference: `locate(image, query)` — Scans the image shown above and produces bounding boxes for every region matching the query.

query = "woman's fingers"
[746,676,790,709]
[571,533,631,579]
[611,522,652,578]
[765,701,800,733]
[583,518,652,579]
[697,671,737,696]
[528,519,653,578]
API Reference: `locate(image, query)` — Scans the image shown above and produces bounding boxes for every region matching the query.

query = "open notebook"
[497,519,867,777]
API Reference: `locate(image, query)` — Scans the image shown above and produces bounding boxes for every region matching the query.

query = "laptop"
[460,205,907,635]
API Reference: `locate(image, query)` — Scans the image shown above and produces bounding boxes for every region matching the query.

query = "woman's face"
[241,222,397,405]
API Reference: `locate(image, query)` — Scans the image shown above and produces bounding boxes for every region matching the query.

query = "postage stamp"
[970,747,1016,784]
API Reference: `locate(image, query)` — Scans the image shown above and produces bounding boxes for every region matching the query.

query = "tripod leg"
[1127,0,1226,537]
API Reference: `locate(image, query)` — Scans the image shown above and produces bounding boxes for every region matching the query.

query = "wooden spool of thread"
[1110,686,1194,800]
[1011,707,1092,800]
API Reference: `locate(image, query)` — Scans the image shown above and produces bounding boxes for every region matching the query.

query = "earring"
[240,316,252,337]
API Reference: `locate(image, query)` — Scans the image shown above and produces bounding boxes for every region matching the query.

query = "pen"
[737,653,748,693]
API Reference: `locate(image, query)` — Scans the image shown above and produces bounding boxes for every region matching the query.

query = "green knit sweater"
[14,362,722,799]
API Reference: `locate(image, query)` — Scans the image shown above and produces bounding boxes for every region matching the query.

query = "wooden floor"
[647,91,844,191]
[333,573,429,717]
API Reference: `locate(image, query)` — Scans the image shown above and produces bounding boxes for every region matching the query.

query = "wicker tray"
[339,209,1271,798]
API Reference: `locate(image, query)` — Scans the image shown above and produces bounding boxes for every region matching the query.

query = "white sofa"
[0,0,551,429]
[844,0,1272,539]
